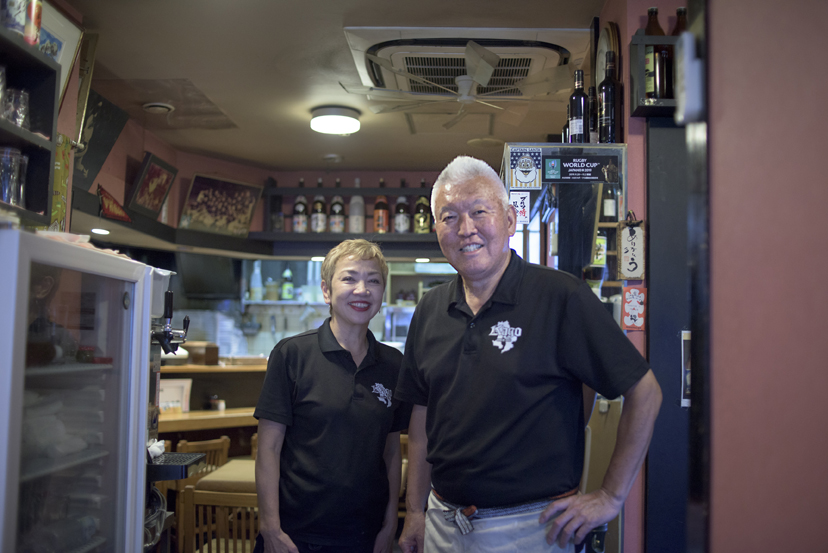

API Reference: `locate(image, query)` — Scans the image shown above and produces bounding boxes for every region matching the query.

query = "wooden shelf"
[158,407,257,432]
[161,364,266,373]
[598,222,620,228]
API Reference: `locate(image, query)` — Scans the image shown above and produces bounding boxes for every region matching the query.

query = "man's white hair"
[432,156,510,217]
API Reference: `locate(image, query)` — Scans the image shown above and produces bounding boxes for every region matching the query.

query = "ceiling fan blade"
[499,102,530,126]
[339,82,451,102]
[442,107,469,130]
[366,54,458,95]
[514,64,575,96]
[465,41,500,87]
[474,99,505,110]
[369,101,451,114]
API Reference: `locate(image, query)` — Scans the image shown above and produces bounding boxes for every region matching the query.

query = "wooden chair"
[182,485,259,553]
[174,436,232,552]
[398,434,409,518]
[154,440,175,502]
[250,433,257,461]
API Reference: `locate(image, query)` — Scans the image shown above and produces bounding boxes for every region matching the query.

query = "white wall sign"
[617,223,645,280]
[510,191,530,225]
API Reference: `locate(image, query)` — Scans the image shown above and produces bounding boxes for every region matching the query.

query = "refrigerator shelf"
[66,535,106,553]
[25,362,114,377]
[20,448,109,483]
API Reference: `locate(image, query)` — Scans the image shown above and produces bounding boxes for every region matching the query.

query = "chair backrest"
[250,433,257,461]
[182,485,259,553]
[178,436,231,473]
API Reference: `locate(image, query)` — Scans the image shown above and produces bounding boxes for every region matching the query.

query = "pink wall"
[708,0,828,549]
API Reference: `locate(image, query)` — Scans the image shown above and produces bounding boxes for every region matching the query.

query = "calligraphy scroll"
[617,221,645,280]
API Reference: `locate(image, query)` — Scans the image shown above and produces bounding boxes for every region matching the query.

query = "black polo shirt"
[255,318,411,546]
[395,251,649,508]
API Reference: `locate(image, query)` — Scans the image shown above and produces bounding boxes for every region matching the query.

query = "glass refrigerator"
[0,229,153,552]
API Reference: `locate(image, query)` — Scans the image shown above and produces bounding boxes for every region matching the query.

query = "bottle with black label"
[311,194,327,233]
[329,195,345,233]
[645,7,669,99]
[373,195,389,233]
[292,194,308,233]
[588,86,598,143]
[394,195,410,233]
[600,185,618,222]
[568,70,589,143]
[413,179,431,234]
[599,51,622,143]
[562,104,570,143]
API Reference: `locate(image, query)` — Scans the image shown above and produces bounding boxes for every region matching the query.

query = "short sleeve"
[394,307,429,406]
[254,342,294,425]
[558,283,650,399]
[390,399,413,433]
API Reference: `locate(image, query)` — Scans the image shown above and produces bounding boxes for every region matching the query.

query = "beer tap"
[151,290,189,354]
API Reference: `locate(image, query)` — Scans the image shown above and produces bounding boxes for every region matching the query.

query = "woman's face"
[321,256,385,328]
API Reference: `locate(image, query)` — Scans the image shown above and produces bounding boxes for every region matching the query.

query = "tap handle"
[164,290,174,319]
[182,316,190,337]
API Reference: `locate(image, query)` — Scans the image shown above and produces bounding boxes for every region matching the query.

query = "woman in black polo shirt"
[254,239,410,553]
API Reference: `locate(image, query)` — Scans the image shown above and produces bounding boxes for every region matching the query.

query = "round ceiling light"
[142,102,175,114]
[310,106,361,135]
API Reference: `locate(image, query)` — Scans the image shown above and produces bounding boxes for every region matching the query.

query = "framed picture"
[159,378,192,414]
[179,174,263,237]
[39,1,84,107]
[127,152,178,219]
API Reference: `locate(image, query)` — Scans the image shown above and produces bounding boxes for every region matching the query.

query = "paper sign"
[508,147,542,189]
[618,223,645,280]
[622,285,646,331]
[543,155,619,182]
[510,191,530,225]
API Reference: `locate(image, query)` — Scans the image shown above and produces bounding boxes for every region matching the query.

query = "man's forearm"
[600,370,662,503]
[405,406,432,513]
[383,432,403,526]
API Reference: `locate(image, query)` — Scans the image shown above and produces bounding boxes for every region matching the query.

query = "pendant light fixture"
[310,106,361,135]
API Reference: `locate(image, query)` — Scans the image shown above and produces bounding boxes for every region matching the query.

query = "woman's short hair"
[432,155,510,215]
[321,239,388,289]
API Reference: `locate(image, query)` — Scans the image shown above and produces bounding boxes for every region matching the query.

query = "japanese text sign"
[622,285,646,331]
[510,191,530,225]
[617,223,645,280]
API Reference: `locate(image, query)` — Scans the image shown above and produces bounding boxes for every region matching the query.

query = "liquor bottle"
[329,195,345,233]
[593,228,608,266]
[292,194,308,233]
[348,178,365,233]
[311,194,327,233]
[672,7,688,35]
[644,7,669,99]
[281,266,294,300]
[600,185,618,222]
[588,86,598,143]
[598,51,622,143]
[249,260,263,301]
[562,105,570,143]
[394,195,410,233]
[373,195,390,233]
[413,179,431,234]
[568,70,589,143]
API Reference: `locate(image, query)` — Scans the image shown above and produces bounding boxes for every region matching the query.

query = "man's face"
[433,177,516,284]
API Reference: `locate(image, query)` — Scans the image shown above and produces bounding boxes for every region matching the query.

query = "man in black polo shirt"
[396,157,662,553]
[255,240,411,553]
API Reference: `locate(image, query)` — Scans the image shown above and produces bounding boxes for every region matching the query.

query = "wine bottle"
[413,179,431,234]
[348,178,365,233]
[598,50,622,143]
[394,195,410,233]
[568,70,589,143]
[644,7,669,99]
[562,105,570,143]
[600,185,618,222]
[292,194,308,233]
[672,7,688,35]
[373,195,389,233]
[311,194,327,233]
[329,195,345,233]
[588,86,598,143]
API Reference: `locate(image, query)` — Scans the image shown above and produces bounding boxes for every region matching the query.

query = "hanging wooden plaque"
[617,220,645,280]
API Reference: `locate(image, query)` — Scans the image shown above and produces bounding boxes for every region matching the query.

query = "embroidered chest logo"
[489,321,522,353]
[371,383,393,407]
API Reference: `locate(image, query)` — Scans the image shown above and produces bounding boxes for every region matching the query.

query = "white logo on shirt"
[372,383,393,407]
[489,321,522,353]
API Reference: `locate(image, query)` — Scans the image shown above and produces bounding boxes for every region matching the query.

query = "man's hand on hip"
[538,488,622,548]
[398,510,426,553]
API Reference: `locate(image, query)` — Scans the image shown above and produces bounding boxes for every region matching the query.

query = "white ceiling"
[63,0,604,172]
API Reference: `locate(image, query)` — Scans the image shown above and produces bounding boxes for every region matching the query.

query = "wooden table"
[195,459,257,494]
[158,408,257,432]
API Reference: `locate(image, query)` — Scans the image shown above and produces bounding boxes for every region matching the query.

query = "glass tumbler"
[0,148,22,205]
[17,153,28,208]
[4,88,30,130]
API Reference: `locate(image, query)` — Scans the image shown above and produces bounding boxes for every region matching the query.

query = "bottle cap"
[296,195,307,203]
[677,7,686,14]
[332,195,344,204]
[648,7,658,14]
[313,194,325,201]
[354,177,361,188]
[397,196,408,204]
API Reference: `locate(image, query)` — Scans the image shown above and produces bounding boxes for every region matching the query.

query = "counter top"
[160,364,267,373]
[158,408,257,432]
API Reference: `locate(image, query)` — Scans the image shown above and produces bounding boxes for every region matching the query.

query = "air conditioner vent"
[404,56,531,96]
